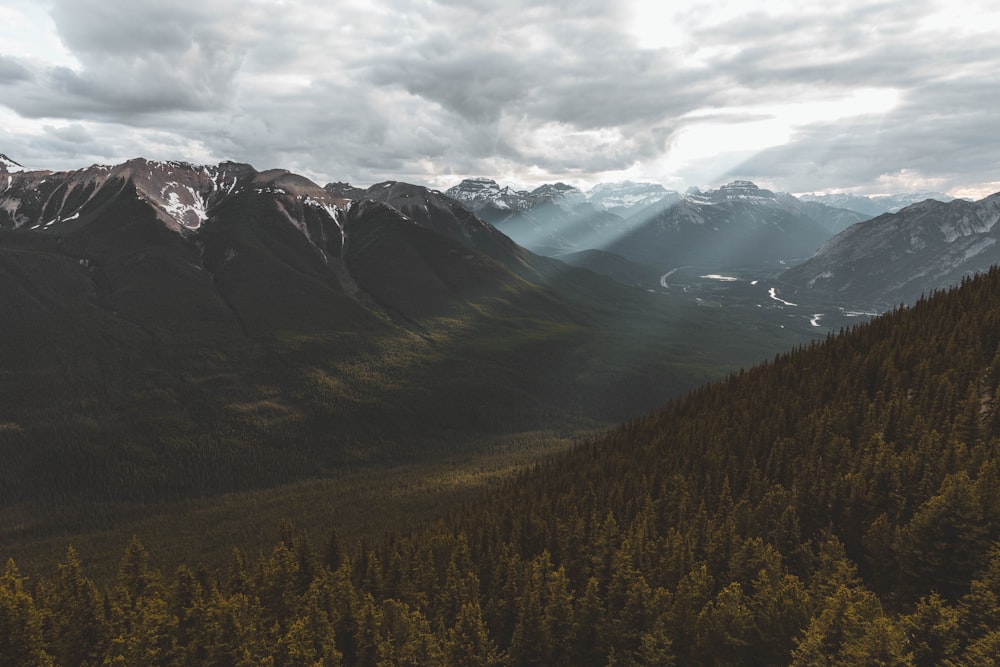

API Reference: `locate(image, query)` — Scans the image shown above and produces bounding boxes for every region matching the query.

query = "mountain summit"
[0,153,25,172]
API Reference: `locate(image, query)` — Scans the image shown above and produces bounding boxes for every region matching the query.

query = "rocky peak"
[0,153,25,173]
[445,178,531,214]
[325,181,368,200]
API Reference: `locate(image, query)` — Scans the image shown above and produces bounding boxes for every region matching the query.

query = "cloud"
[43,122,93,144]
[0,56,31,83]
[0,0,998,196]
[0,0,261,120]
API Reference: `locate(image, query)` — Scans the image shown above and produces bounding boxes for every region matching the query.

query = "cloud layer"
[2,0,999,196]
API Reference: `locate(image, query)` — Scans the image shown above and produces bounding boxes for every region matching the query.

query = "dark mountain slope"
[360,181,516,261]
[342,199,578,324]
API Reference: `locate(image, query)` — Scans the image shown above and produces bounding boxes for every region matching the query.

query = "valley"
[649,264,879,334]
[0,158,825,563]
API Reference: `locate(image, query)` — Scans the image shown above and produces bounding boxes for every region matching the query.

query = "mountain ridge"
[781,192,1000,307]
[446,176,871,271]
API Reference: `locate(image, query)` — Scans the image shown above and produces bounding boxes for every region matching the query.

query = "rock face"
[781,194,1000,307]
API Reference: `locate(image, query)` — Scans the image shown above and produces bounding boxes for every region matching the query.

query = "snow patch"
[768,287,797,307]
[162,186,208,228]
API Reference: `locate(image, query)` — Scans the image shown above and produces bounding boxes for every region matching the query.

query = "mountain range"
[446,173,1000,313]
[1,152,994,511]
[447,178,870,278]
[0,156,821,530]
[798,190,957,216]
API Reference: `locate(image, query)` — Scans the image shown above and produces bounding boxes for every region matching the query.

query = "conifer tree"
[0,559,53,667]
[37,547,108,666]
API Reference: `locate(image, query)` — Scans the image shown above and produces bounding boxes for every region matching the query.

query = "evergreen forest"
[5,267,1000,665]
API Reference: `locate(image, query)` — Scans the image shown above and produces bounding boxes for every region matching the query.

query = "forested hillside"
[5,269,1000,665]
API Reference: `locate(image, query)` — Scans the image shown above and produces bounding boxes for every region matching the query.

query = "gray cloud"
[1,0,999,196]
[0,0,257,120]
[43,122,93,144]
[0,56,32,83]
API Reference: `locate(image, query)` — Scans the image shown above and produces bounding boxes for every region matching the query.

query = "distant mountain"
[799,191,956,217]
[443,178,533,223]
[446,178,677,216]
[446,178,628,256]
[586,180,678,216]
[781,193,1000,307]
[606,180,854,271]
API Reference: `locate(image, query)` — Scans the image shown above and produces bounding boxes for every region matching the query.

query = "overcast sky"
[2,0,999,197]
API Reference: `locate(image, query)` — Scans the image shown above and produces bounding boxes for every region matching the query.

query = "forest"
[5,267,1000,665]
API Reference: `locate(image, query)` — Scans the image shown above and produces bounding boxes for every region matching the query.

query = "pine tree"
[37,547,108,666]
[0,559,53,666]
[901,593,960,667]
[444,601,503,667]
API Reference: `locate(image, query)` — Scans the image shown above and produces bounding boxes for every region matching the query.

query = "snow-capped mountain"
[444,178,619,255]
[0,153,28,194]
[529,182,587,208]
[686,180,779,205]
[0,158,275,233]
[798,191,955,217]
[782,193,1000,307]
[446,178,675,218]
[444,178,533,220]
[586,181,678,215]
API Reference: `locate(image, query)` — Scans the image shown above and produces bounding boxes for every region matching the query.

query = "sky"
[1,0,999,198]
